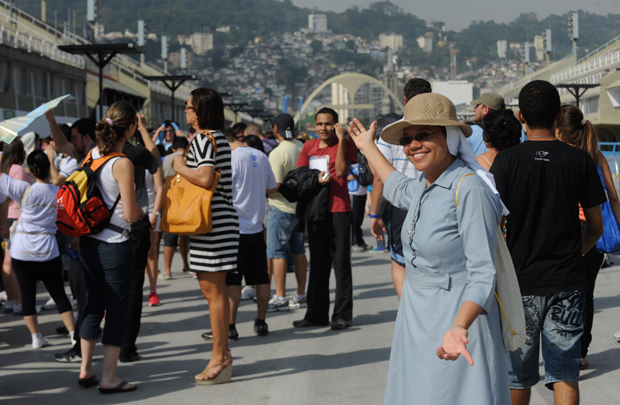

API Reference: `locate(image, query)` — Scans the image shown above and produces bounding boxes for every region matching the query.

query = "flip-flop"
[98,380,137,394]
[78,375,99,388]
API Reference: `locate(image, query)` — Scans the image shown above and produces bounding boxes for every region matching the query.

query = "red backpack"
[56,150,125,237]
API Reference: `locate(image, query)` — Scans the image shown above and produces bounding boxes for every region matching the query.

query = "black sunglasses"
[183,102,195,111]
[398,131,439,146]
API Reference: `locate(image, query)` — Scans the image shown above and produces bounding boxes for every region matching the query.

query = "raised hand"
[348,119,377,153]
[436,327,474,366]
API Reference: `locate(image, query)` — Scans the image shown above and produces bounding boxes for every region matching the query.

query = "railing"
[600,143,620,195]
[551,50,620,84]
[0,25,85,68]
[578,33,620,64]
[498,54,574,97]
[0,0,197,98]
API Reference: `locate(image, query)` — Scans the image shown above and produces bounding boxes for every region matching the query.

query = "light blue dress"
[383,158,510,405]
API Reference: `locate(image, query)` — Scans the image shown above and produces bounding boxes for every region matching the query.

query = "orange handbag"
[160,131,222,235]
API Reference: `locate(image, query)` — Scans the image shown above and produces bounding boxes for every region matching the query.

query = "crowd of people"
[0,77,615,404]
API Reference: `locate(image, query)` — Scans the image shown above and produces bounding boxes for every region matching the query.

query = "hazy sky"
[291,0,620,31]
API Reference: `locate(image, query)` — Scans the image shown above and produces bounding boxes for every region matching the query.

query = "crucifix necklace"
[407,187,435,246]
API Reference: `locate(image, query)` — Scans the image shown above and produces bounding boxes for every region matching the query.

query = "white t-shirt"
[54,154,78,179]
[0,174,59,262]
[231,147,277,234]
[376,139,420,179]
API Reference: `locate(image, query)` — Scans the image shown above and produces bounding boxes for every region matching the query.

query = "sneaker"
[241,285,257,301]
[351,244,370,253]
[54,348,82,363]
[159,272,172,280]
[254,319,269,336]
[369,247,385,253]
[201,328,239,341]
[43,298,57,310]
[267,295,290,312]
[32,334,49,349]
[614,330,620,341]
[148,292,160,306]
[331,319,352,330]
[0,290,7,302]
[288,295,307,310]
[4,300,14,313]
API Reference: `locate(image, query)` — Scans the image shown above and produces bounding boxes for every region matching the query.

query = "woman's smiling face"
[400,125,453,182]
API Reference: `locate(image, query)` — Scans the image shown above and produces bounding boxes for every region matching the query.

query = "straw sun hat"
[380,93,473,145]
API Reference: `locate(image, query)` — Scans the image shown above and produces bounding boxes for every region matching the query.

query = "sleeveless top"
[86,147,131,243]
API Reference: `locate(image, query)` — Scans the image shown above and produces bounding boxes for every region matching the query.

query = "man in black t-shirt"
[490,80,605,405]
[119,114,161,363]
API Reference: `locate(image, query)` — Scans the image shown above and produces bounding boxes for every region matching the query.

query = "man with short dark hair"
[293,107,358,330]
[490,80,605,405]
[232,122,247,141]
[370,77,430,298]
[45,113,95,163]
[152,120,178,152]
[265,114,308,312]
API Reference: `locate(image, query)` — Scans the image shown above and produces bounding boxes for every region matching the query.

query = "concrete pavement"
[1,222,620,404]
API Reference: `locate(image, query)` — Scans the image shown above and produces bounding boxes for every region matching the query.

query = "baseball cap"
[273,113,295,139]
[470,93,505,111]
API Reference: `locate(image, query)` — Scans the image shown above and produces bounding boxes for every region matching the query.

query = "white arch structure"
[294,73,405,123]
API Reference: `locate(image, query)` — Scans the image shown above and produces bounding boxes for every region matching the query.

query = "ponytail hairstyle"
[95,100,137,155]
[1,137,25,174]
[557,104,598,161]
[26,149,50,180]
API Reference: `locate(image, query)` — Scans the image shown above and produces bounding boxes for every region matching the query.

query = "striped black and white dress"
[186,130,239,272]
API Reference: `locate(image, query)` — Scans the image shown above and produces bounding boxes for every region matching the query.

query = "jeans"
[305,212,353,324]
[266,206,305,259]
[79,237,134,347]
[120,221,152,360]
[507,291,585,389]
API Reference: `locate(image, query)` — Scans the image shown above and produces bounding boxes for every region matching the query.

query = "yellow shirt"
[268,139,303,214]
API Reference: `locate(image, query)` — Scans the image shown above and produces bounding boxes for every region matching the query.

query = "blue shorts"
[507,291,585,390]
[390,249,405,267]
[266,206,305,259]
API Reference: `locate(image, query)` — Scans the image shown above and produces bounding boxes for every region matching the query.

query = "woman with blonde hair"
[556,104,620,369]
[173,87,238,385]
[348,93,510,404]
[78,100,142,394]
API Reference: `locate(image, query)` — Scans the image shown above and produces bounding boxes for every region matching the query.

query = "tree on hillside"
[310,40,322,55]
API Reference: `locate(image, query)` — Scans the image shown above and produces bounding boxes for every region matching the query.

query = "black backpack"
[355,151,374,187]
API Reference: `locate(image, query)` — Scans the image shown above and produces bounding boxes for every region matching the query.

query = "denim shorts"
[266,206,305,259]
[507,290,585,390]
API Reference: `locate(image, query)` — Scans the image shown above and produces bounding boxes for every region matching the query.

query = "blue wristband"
[369,214,380,219]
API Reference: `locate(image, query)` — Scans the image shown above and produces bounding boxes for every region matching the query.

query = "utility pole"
[41,0,46,22]
[161,36,168,73]
[542,29,551,66]
[523,42,530,75]
[568,12,579,56]
[138,20,146,65]
[86,0,99,43]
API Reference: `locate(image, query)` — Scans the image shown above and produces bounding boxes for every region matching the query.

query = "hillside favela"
[3,0,620,404]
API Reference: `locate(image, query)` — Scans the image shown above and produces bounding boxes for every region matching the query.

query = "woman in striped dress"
[173,87,239,385]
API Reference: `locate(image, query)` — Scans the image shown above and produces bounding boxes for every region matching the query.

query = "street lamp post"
[58,43,144,120]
